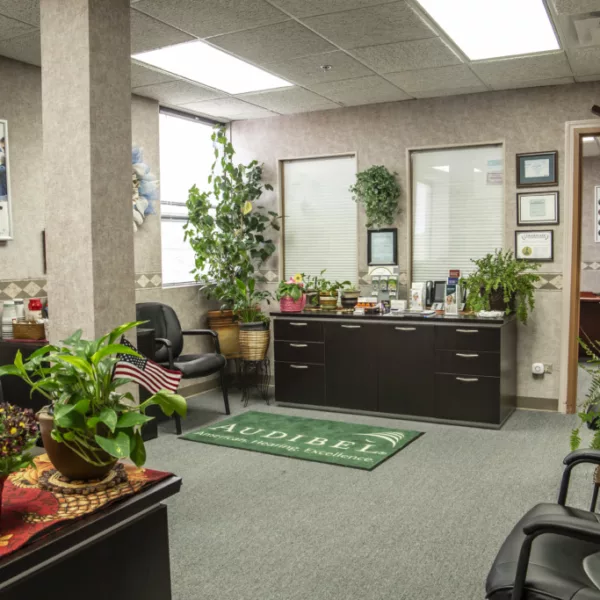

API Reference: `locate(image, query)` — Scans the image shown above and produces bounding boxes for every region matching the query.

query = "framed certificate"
[517,191,559,225]
[515,230,554,262]
[516,151,558,187]
[368,228,397,265]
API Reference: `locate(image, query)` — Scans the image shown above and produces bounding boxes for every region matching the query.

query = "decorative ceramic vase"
[38,411,116,481]
[0,474,7,519]
[319,295,338,310]
[207,310,240,358]
[279,294,306,313]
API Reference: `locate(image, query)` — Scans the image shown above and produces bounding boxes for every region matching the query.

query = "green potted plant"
[231,278,272,360]
[0,322,187,480]
[350,165,401,229]
[302,270,327,307]
[320,280,351,310]
[459,250,541,324]
[276,274,306,313]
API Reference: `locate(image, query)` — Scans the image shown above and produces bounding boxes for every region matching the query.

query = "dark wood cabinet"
[273,314,516,429]
[377,324,435,417]
[324,322,377,411]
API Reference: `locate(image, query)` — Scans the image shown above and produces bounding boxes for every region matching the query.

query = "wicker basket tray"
[12,320,46,340]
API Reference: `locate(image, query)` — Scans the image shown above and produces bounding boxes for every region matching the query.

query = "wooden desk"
[0,475,182,599]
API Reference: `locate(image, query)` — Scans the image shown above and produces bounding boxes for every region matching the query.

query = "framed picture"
[516,151,558,188]
[368,228,397,266]
[517,191,559,226]
[515,230,554,262]
[0,119,12,240]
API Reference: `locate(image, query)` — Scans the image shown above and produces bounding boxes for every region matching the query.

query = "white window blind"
[411,145,504,282]
[159,111,217,285]
[283,156,357,284]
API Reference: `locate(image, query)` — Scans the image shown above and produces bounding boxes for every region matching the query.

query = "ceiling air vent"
[572,14,600,46]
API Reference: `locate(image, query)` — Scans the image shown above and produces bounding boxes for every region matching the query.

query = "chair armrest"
[558,449,600,505]
[182,329,221,354]
[155,337,174,370]
[512,514,600,600]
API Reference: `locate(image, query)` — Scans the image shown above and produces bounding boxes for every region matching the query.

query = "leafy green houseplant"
[350,165,401,229]
[459,250,541,324]
[319,279,351,310]
[231,277,272,330]
[0,322,187,480]
[184,125,280,307]
[276,274,306,313]
[571,339,600,451]
[0,403,38,478]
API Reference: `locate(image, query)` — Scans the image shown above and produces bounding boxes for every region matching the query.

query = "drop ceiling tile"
[412,86,488,99]
[310,75,411,106]
[0,31,40,66]
[0,14,35,41]
[575,73,600,81]
[131,62,176,87]
[385,65,483,94]
[133,80,223,104]
[268,50,372,85]
[269,0,390,17]
[550,0,600,14]
[471,52,572,86]
[489,76,575,91]
[354,38,461,73]
[130,9,194,54]
[304,2,435,49]
[0,0,39,26]
[568,47,600,76]
[133,0,288,38]
[238,87,339,114]
[209,20,335,64]
[180,97,278,119]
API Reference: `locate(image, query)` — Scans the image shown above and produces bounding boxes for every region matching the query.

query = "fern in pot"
[350,165,401,229]
[459,249,540,324]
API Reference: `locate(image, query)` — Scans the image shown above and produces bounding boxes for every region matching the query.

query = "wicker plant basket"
[239,328,270,361]
[12,320,46,340]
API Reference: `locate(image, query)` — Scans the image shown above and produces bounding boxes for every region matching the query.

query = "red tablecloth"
[0,454,171,557]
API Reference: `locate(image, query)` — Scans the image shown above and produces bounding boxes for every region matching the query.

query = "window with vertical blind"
[411,145,504,282]
[159,109,220,285]
[283,156,357,285]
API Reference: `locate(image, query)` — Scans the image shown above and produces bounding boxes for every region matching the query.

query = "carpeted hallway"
[145,390,588,600]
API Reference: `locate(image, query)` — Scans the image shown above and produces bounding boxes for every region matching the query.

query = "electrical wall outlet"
[544,363,553,374]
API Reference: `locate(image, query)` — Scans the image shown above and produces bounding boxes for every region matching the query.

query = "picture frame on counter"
[0,119,13,240]
[515,230,554,262]
[517,191,559,226]
[516,151,558,188]
[367,228,397,266]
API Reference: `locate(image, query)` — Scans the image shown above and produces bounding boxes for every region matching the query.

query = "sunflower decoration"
[0,402,38,478]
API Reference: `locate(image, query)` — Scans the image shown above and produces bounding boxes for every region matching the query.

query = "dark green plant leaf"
[130,431,147,467]
[116,412,153,429]
[94,432,131,459]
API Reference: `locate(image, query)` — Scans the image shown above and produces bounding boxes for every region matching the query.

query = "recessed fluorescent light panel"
[414,0,560,60]
[133,40,293,95]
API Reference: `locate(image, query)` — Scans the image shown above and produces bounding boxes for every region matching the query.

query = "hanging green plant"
[349,165,401,229]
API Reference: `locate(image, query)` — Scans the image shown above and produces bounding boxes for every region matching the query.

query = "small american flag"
[114,337,182,394]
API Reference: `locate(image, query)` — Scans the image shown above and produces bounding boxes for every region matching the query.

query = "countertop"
[270,310,514,325]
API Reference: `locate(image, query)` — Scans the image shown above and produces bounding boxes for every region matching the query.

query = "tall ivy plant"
[184,126,279,305]
[349,165,401,229]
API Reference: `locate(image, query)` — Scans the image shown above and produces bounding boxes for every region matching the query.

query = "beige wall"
[232,81,600,404]
[580,155,600,292]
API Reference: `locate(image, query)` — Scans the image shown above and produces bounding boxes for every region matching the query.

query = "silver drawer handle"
[456,329,478,333]
[289,343,308,348]
[341,325,361,329]
[290,364,308,369]
[456,353,479,358]
[456,377,479,382]
[290,322,307,326]
[395,326,416,331]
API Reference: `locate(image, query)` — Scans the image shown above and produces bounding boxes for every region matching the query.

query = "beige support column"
[41,0,134,342]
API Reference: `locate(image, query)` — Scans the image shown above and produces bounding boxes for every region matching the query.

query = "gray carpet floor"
[145,390,591,600]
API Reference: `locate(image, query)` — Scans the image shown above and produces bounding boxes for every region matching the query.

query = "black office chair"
[486,449,600,600]
[135,302,230,434]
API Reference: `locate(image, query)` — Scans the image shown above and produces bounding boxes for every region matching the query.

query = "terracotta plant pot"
[38,411,117,481]
[207,310,240,358]
[279,295,306,313]
[319,295,338,310]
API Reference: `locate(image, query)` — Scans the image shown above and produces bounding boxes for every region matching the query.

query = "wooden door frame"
[560,120,600,413]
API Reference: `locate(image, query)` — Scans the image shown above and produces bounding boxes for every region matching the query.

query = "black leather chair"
[135,302,230,434]
[486,449,600,600]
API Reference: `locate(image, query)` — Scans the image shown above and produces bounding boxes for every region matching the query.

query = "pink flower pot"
[279,295,306,313]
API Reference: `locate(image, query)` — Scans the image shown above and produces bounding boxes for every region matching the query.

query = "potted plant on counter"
[459,249,540,324]
[231,278,272,360]
[0,322,187,480]
[319,279,352,310]
[276,274,306,313]
[350,165,401,229]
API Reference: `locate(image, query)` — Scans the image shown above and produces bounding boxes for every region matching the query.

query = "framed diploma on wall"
[515,230,554,262]
[517,191,559,226]
[516,151,558,188]
[368,228,397,266]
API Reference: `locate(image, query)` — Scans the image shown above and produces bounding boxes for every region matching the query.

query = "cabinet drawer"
[435,350,500,377]
[435,325,500,352]
[434,374,500,424]
[274,319,323,342]
[275,340,324,364]
[275,362,325,406]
